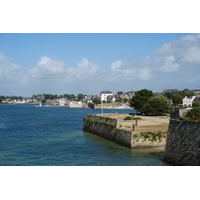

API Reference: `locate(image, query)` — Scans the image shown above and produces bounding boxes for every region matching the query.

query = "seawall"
[87,103,131,109]
[83,114,132,148]
[83,114,167,149]
[164,119,200,165]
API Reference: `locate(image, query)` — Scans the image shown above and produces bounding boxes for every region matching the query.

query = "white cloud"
[111,60,122,71]
[29,56,66,78]
[155,33,200,65]
[66,58,101,81]
[138,67,152,80]
[109,57,153,81]
[156,55,180,72]
[0,52,21,80]
[180,46,200,64]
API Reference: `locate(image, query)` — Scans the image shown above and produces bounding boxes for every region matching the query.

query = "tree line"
[0,93,86,103]
[31,94,77,100]
[129,89,198,116]
[0,95,23,103]
[34,93,86,100]
[162,89,196,105]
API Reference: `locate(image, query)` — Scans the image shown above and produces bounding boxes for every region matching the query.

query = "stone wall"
[87,103,131,109]
[131,131,167,149]
[83,114,167,149]
[170,108,192,119]
[83,114,132,148]
[164,119,200,165]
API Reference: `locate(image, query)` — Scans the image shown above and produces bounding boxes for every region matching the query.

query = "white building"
[183,96,196,106]
[58,100,66,107]
[100,91,113,102]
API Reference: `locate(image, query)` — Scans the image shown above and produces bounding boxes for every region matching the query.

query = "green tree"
[129,89,154,112]
[43,94,52,100]
[0,95,6,103]
[92,98,101,104]
[192,101,200,107]
[37,94,44,100]
[69,94,75,100]
[123,98,129,103]
[172,94,183,105]
[115,97,122,102]
[143,95,174,115]
[184,108,200,121]
[63,94,69,99]
[53,94,58,99]
[163,92,174,100]
[178,89,195,97]
[31,94,38,100]
[77,93,84,100]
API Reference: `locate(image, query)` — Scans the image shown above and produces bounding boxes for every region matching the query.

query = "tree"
[129,89,154,112]
[184,108,200,121]
[163,92,174,100]
[115,97,122,102]
[178,89,195,97]
[143,95,174,115]
[92,98,101,104]
[31,94,38,100]
[69,94,75,100]
[192,101,200,107]
[77,93,84,100]
[123,98,129,103]
[63,94,69,99]
[37,94,44,100]
[53,94,58,99]
[172,94,183,105]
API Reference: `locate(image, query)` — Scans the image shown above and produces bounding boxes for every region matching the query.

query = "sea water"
[0,104,164,166]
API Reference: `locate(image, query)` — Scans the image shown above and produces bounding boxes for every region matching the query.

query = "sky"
[0,1,200,97]
[1,33,200,97]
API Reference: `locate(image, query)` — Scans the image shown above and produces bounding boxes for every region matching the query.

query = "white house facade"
[100,91,113,102]
[182,96,196,106]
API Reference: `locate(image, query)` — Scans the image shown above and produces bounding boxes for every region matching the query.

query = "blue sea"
[0,104,165,166]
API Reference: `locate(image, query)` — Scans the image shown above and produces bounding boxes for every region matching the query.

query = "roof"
[100,91,112,94]
[194,97,200,102]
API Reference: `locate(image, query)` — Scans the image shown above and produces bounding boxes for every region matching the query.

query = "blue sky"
[1,33,200,96]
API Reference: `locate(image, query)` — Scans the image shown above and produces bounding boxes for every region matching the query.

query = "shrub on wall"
[184,108,200,122]
[124,116,132,120]
[192,101,200,108]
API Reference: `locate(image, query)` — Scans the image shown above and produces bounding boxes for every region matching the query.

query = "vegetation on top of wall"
[124,116,142,120]
[192,101,200,108]
[183,108,200,122]
[124,116,132,120]
[133,131,168,143]
[85,118,115,127]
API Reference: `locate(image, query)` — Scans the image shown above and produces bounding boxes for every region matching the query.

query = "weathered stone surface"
[83,114,131,148]
[131,132,166,149]
[164,119,200,165]
[83,114,167,149]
